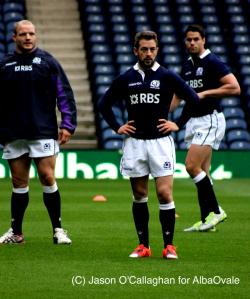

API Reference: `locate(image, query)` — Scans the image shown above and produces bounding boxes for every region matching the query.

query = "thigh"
[130,176,149,200]
[34,155,57,186]
[8,155,32,187]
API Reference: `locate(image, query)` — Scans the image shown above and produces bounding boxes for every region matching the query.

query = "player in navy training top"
[99,31,199,259]
[0,20,77,244]
[171,24,241,232]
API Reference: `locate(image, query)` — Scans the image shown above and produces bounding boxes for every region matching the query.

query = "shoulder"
[0,53,15,66]
[205,51,231,73]
[35,48,60,66]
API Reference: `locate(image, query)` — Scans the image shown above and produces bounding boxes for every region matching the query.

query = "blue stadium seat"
[156,15,172,24]
[85,5,102,13]
[221,97,241,108]
[92,54,112,64]
[88,34,106,44]
[3,12,23,24]
[226,118,247,131]
[227,129,250,144]
[94,65,115,75]
[131,5,146,14]
[3,3,24,14]
[103,139,123,149]
[223,107,245,119]
[86,14,104,23]
[219,141,228,150]
[110,14,126,23]
[95,75,113,85]
[229,141,250,150]
[90,44,109,54]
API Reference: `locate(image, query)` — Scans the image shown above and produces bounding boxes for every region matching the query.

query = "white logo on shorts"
[44,143,51,152]
[163,161,171,170]
[195,132,203,139]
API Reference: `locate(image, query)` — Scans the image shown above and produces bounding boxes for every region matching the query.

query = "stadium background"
[0,2,249,299]
[1,0,250,152]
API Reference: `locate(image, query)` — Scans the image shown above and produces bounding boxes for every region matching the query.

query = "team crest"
[163,161,171,170]
[150,80,160,89]
[44,143,51,151]
[195,132,203,139]
[196,67,203,76]
[32,57,41,64]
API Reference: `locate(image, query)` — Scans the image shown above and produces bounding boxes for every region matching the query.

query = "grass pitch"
[0,178,249,299]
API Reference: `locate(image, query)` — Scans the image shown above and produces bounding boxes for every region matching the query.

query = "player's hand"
[157,119,179,133]
[117,120,136,135]
[58,128,72,145]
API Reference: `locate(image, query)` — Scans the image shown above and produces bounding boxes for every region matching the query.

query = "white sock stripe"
[159,202,175,210]
[193,171,207,184]
[43,183,58,194]
[13,186,29,194]
[133,197,148,203]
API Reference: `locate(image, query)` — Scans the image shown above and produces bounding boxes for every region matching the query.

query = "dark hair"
[184,24,206,38]
[134,31,158,48]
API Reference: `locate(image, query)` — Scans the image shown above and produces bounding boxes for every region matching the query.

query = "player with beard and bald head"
[99,30,200,259]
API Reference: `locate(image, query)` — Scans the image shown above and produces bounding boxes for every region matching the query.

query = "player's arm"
[198,74,241,100]
[98,76,130,134]
[51,57,77,135]
[117,121,136,135]
[170,94,182,112]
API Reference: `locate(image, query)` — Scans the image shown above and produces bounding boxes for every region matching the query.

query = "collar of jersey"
[133,61,160,72]
[188,49,211,62]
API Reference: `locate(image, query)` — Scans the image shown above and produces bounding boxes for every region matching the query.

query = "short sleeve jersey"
[181,49,231,117]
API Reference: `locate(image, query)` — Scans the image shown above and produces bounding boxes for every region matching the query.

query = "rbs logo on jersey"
[15,65,33,72]
[187,79,203,89]
[130,93,160,105]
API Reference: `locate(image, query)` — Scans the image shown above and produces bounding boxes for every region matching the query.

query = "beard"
[138,58,155,69]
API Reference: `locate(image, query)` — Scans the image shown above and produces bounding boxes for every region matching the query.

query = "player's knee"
[157,189,172,203]
[11,175,28,188]
[133,188,148,200]
[185,161,196,176]
[38,173,55,186]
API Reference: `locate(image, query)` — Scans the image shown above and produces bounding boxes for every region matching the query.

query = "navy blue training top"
[181,49,231,117]
[0,48,77,143]
[99,62,199,139]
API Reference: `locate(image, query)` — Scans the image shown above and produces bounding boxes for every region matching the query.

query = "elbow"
[233,85,241,96]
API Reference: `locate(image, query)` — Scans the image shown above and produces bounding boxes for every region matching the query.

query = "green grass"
[0,178,249,299]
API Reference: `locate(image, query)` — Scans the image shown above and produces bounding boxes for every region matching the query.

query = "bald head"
[12,20,37,53]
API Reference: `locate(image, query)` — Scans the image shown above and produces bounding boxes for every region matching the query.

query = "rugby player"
[99,31,199,259]
[171,24,241,232]
[0,20,77,244]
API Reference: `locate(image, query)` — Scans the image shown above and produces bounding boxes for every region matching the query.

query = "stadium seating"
[0,0,26,55]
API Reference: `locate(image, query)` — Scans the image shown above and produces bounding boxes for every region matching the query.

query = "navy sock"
[11,191,29,235]
[43,190,62,231]
[159,204,175,247]
[132,201,149,248]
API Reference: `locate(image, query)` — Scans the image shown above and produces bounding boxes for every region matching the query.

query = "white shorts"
[120,136,176,178]
[185,111,226,150]
[2,139,59,160]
